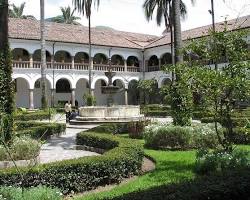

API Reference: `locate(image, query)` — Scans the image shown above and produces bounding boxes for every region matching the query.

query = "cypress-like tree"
[0,0,14,142]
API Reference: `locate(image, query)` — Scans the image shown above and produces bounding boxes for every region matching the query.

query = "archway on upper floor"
[128,80,139,105]
[12,48,30,61]
[94,79,107,106]
[74,52,89,64]
[33,50,52,62]
[111,55,124,66]
[93,53,108,65]
[127,56,139,67]
[161,53,172,66]
[33,78,52,108]
[75,78,89,107]
[54,51,71,63]
[55,78,72,106]
[113,79,125,105]
[14,77,30,108]
[148,55,159,66]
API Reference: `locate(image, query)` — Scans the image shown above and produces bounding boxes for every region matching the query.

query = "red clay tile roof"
[146,15,250,48]
[8,18,157,49]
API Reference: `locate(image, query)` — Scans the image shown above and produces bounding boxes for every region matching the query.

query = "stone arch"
[75,78,89,107]
[113,79,126,105]
[148,55,159,66]
[111,54,124,65]
[54,78,72,106]
[12,48,30,61]
[75,52,89,63]
[128,79,139,105]
[33,49,52,62]
[33,78,52,108]
[160,53,172,65]
[127,56,139,67]
[94,78,108,106]
[92,77,108,90]
[14,77,30,108]
[113,78,126,88]
[93,53,108,64]
[54,50,72,63]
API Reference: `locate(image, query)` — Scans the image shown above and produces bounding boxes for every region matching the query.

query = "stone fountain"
[71,68,144,124]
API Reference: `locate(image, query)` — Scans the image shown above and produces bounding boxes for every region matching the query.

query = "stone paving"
[39,125,99,164]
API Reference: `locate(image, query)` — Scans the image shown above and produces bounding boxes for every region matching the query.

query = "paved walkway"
[39,125,99,164]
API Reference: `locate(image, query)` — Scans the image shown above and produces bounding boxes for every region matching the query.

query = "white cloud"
[9,0,250,36]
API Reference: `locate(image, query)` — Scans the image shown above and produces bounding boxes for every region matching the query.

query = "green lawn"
[74,149,196,200]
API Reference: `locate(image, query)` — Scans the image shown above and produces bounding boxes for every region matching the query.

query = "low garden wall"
[0,132,144,194]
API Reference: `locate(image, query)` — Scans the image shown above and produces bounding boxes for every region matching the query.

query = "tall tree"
[0,0,14,142]
[72,0,100,95]
[51,6,81,25]
[40,0,47,109]
[9,2,36,19]
[143,0,188,70]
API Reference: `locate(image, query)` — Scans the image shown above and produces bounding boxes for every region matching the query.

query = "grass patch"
[75,149,195,200]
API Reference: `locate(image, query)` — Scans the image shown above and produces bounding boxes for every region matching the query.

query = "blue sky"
[10,0,250,35]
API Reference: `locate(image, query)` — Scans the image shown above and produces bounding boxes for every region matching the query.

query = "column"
[51,89,55,107]
[71,89,76,107]
[29,89,34,109]
[145,60,149,72]
[51,55,55,69]
[125,89,128,105]
[29,54,33,68]
[158,58,161,71]
[124,59,127,72]
[90,57,94,70]
[71,56,75,69]
[91,89,95,97]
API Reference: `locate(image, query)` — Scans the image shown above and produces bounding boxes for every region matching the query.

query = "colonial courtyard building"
[10,15,250,109]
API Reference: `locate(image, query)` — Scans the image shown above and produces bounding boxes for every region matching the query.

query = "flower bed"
[0,132,144,194]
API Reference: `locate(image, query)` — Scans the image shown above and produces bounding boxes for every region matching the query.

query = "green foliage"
[144,123,223,150]
[195,148,250,175]
[0,45,14,142]
[15,121,66,139]
[0,132,144,194]
[88,123,128,134]
[0,136,41,161]
[83,93,96,106]
[14,111,50,121]
[104,169,250,200]
[138,79,160,104]
[128,120,149,139]
[0,186,62,200]
[141,104,172,117]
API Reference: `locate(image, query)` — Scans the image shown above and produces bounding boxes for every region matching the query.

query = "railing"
[112,65,125,72]
[127,66,140,72]
[13,61,30,68]
[54,62,72,70]
[93,64,109,71]
[148,65,160,72]
[75,63,89,70]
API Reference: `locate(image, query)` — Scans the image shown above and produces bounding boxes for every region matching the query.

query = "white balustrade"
[93,64,108,71]
[127,66,140,72]
[148,65,160,72]
[12,61,30,68]
[75,63,89,70]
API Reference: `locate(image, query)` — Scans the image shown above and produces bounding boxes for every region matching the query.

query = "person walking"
[64,101,72,123]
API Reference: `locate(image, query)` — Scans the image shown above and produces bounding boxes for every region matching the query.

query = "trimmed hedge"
[88,123,128,134]
[15,121,66,139]
[14,111,50,121]
[141,104,172,117]
[106,169,250,200]
[0,132,144,194]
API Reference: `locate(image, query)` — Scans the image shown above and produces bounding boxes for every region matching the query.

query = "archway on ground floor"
[94,79,108,106]
[76,78,88,107]
[14,77,30,108]
[12,48,30,61]
[33,78,52,108]
[33,50,52,62]
[74,52,89,64]
[128,80,139,105]
[160,78,172,105]
[55,78,72,107]
[113,79,125,105]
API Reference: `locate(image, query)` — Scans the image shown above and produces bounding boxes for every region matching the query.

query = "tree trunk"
[0,0,8,49]
[88,16,92,95]
[173,0,183,65]
[40,0,47,109]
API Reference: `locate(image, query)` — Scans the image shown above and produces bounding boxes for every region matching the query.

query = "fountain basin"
[76,106,144,122]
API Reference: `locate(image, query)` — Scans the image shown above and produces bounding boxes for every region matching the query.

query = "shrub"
[128,120,150,139]
[106,169,250,200]
[0,186,62,200]
[15,121,66,139]
[0,136,41,161]
[14,111,50,121]
[88,123,128,134]
[0,132,144,194]
[232,127,250,144]
[83,93,96,106]
[144,123,222,150]
[144,124,192,150]
[195,148,250,175]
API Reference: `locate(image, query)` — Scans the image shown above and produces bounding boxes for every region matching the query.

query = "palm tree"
[143,0,188,69]
[9,2,36,19]
[72,0,100,95]
[51,6,81,25]
[40,0,47,109]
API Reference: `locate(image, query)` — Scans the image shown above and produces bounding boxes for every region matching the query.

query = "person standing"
[64,101,72,123]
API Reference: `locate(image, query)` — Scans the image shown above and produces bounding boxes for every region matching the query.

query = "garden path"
[39,125,99,164]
